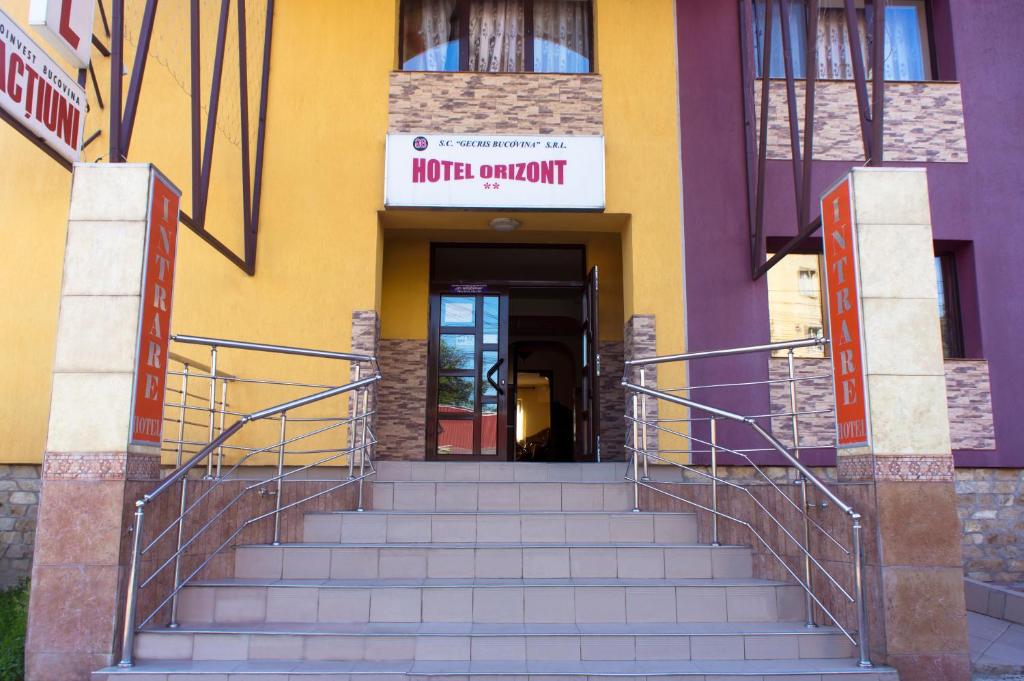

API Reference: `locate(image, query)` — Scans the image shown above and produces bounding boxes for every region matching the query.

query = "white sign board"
[385,133,605,210]
[0,7,86,163]
[28,0,95,68]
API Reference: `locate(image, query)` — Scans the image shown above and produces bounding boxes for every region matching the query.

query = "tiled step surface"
[133,621,856,662]
[101,461,889,681]
[371,481,635,512]
[175,578,807,625]
[303,511,698,544]
[95,657,898,680]
[234,543,754,580]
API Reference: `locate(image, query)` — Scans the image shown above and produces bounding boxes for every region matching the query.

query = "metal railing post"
[631,392,640,512]
[206,347,218,478]
[176,364,190,468]
[348,364,360,480]
[272,412,286,545]
[357,382,368,512]
[640,367,649,481]
[852,513,872,667]
[788,348,815,627]
[216,378,228,478]
[710,416,720,546]
[118,503,145,667]
[168,478,189,628]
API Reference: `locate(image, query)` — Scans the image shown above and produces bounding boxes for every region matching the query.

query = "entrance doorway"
[426,244,600,461]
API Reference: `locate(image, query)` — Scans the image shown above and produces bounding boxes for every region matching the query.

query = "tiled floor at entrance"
[95,462,897,680]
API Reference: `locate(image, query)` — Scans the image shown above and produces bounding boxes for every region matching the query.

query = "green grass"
[0,580,28,681]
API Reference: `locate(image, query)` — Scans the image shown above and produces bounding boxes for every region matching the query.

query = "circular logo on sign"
[413,136,428,151]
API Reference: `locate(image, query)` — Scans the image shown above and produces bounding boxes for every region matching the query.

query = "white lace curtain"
[533,0,590,73]
[469,0,525,72]
[816,8,869,79]
[403,0,459,71]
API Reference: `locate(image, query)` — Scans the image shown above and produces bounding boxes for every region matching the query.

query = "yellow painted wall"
[0,0,687,465]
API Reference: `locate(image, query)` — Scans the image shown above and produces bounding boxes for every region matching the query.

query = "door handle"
[486,357,505,395]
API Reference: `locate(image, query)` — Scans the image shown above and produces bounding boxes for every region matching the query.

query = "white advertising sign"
[0,7,86,163]
[28,0,95,68]
[385,133,605,210]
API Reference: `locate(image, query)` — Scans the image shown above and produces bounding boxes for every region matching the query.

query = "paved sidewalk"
[970,610,1024,675]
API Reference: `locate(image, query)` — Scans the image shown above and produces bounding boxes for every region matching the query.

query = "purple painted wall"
[676,0,1024,467]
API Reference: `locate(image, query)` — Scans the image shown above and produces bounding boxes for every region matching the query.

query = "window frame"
[398,0,595,74]
[754,0,934,81]
[935,252,965,359]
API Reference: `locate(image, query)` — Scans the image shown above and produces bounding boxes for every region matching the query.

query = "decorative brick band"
[42,451,161,481]
[838,453,955,482]
[755,79,967,163]
[625,315,658,456]
[389,71,603,135]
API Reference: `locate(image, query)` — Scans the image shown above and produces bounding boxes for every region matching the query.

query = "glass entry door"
[427,291,509,459]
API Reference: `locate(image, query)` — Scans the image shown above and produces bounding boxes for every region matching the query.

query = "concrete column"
[835,168,970,680]
[26,164,165,680]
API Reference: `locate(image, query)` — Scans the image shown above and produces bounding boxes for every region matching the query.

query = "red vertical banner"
[821,176,871,449]
[130,169,181,446]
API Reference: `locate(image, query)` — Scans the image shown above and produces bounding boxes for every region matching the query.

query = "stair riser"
[375,461,631,483]
[96,672,899,681]
[235,545,753,580]
[177,584,806,625]
[135,631,855,662]
[303,512,697,544]
[371,482,633,512]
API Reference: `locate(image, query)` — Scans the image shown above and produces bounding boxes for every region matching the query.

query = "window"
[400,0,593,73]
[767,253,828,358]
[754,0,931,81]
[935,254,964,358]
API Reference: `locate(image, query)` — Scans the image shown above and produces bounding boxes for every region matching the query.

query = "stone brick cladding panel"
[956,468,1024,587]
[388,71,603,135]
[376,339,429,460]
[349,311,381,453]
[0,464,39,588]
[944,360,996,450]
[598,341,625,460]
[769,357,996,452]
[624,315,658,455]
[754,79,968,163]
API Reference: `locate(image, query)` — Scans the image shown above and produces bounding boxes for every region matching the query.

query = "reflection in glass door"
[428,292,508,459]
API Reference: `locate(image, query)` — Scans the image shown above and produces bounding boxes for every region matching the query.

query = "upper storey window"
[753,1,931,81]
[400,0,593,73]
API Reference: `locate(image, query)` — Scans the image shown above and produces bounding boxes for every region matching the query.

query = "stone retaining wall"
[0,464,39,589]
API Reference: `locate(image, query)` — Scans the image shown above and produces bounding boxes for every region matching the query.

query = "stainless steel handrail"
[624,336,827,366]
[621,336,872,669]
[118,335,382,668]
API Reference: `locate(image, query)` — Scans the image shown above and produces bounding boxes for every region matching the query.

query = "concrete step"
[175,578,807,626]
[94,657,898,680]
[133,621,856,663]
[235,543,753,580]
[375,461,631,483]
[371,481,634,512]
[303,511,697,544]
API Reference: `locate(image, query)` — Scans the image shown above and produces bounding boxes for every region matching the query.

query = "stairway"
[96,462,895,680]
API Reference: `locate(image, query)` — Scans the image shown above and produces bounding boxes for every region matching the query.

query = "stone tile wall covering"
[598,341,626,461]
[624,315,659,455]
[956,468,1024,587]
[349,311,381,455]
[376,339,429,460]
[0,464,39,588]
[754,79,968,163]
[388,72,603,135]
[768,358,996,451]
